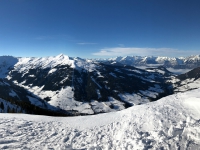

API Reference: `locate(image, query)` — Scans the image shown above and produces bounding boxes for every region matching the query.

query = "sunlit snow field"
[136,65,192,75]
[0,88,200,149]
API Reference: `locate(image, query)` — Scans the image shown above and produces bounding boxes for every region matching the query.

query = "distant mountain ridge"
[106,55,200,69]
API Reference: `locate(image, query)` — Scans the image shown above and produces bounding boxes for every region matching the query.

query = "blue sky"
[0,0,200,58]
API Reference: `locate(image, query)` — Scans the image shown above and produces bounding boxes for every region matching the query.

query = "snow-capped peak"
[55,53,66,59]
[107,55,200,68]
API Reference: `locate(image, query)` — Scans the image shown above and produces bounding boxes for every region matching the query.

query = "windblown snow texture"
[0,89,200,149]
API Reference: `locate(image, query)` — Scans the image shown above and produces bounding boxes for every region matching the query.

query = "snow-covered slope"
[169,66,200,93]
[0,56,18,78]
[0,88,200,149]
[7,54,74,77]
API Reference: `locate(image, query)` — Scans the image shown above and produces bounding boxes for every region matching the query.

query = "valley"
[0,54,200,116]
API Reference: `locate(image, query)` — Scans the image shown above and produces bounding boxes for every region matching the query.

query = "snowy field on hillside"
[135,65,192,75]
[166,68,192,75]
[0,89,200,149]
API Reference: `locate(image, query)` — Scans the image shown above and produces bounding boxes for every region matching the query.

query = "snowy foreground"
[0,89,200,149]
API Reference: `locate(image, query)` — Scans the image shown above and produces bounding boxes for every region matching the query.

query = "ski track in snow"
[0,89,200,149]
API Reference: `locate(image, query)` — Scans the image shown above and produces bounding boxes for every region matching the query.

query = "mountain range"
[106,55,200,69]
[0,54,200,116]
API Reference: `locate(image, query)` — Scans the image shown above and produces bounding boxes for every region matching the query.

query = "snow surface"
[167,68,192,75]
[109,55,200,68]
[118,93,149,105]
[0,98,23,113]
[124,68,142,74]
[174,78,200,92]
[0,56,18,78]
[107,97,125,111]
[139,90,158,98]
[74,57,97,72]
[27,96,44,107]
[1,88,200,149]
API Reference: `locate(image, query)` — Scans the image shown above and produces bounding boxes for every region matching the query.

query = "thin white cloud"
[92,47,200,57]
[77,42,97,45]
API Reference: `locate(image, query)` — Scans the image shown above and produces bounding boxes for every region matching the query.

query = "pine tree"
[7,106,10,113]
[0,102,4,111]
[11,108,15,113]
